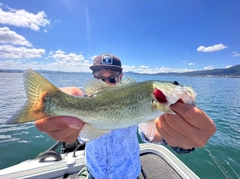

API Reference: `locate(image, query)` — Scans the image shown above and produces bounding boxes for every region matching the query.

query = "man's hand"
[153,102,216,149]
[35,87,85,144]
[35,116,84,144]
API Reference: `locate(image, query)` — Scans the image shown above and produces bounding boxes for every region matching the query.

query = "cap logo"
[101,54,113,65]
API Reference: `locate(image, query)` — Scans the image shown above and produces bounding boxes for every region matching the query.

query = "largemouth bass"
[5,69,196,141]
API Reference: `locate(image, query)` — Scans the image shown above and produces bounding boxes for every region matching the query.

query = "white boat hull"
[0,144,199,179]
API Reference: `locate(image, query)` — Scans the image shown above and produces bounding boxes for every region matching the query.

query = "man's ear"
[119,73,123,81]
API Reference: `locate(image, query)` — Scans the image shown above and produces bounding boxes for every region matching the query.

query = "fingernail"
[68,124,80,129]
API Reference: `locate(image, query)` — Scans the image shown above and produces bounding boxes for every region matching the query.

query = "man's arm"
[152,102,216,149]
[35,87,85,144]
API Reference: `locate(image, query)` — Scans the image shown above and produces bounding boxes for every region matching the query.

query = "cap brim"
[90,65,122,72]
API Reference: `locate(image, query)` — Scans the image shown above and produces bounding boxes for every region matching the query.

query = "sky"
[0,0,239,74]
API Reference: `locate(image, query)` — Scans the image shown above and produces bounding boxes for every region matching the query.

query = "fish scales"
[5,69,196,141]
[44,81,160,130]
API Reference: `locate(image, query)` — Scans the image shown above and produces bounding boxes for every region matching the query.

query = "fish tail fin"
[5,69,60,124]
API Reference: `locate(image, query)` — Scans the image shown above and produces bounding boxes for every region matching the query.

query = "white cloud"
[233,51,240,57]
[0,27,32,46]
[0,59,29,70]
[181,60,187,65]
[0,50,93,72]
[226,65,232,68]
[0,6,50,31]
[0,57,199,74]
[203,66,214,70]
[197,44,227,52]
[139,65,149,69]
[0,58,93,72]
[123,65,196,74]
[181,60,194,66]
[50,50,85,62]
[0,49,212,74]
[0,45,45,59]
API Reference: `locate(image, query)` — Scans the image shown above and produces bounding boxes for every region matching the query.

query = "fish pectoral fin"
[139,120,156,141]
[79,124,110,142]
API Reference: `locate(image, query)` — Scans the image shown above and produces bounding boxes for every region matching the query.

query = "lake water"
[0,72,240,179]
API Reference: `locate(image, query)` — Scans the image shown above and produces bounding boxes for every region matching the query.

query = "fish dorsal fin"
[120,76,137,85]
[84,78,110,96]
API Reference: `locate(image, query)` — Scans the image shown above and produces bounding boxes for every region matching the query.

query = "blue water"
[0,72,240,179]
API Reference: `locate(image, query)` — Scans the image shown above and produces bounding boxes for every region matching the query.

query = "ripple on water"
[0,124,34,144]
[0,73,239,179]
[0,124,34,133]
[18,140,30,143]
[0,138,20,143]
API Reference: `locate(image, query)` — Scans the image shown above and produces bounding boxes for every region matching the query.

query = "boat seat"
[139,152,182,179]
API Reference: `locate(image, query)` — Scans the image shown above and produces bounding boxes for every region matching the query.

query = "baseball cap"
[90,54,123,73]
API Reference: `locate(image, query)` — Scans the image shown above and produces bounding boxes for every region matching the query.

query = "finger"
[170,102,216,139]
[154,117,170,141]
[48,128,81,143]
[163,112,201,139]
[63,130,81,144]
[158,115,192,148]
[60,87,84,96]
[35,116,83,132]
[160,113,214,148]
[170,102,209,128]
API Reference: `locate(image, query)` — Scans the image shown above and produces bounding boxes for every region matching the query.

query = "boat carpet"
[139,152,182,179]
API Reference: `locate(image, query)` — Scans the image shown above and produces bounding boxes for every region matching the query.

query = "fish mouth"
[153,88,185,105]
[153,88,167,103]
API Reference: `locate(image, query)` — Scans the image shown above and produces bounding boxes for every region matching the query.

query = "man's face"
[93,69,123,86]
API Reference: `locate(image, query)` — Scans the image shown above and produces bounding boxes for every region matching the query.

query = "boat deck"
[0,143,199,179]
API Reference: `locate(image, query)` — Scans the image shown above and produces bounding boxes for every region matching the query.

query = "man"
[35,54,216,179]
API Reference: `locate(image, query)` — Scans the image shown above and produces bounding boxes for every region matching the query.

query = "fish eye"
[173,81,179,85]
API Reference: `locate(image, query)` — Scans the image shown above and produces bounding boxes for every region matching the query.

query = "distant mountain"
[155,64,240,77]
[124,71,140,75]
[0,69,23,73]
[0,69,90,74]
[182,64,240,76]
[1,64,240,77]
